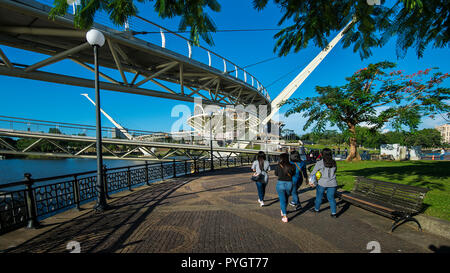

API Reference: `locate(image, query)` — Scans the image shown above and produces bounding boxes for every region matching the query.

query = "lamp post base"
[93,202,111,213]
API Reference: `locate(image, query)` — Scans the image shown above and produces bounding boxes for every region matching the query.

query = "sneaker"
[258,199,264,207]
[330,214,337,218]
[310,208,319,214]
[289,201,297,207]
[282,216,288,223]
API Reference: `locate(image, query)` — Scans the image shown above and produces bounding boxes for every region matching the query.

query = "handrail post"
[127,167,132,191]
[145,161,150,186]
[184,160,188,175]
[219,158,222,168]
[194,159,197,174]
[203,158,206,172]
[24,173,39,229]
[173,159,177,178]
[73,175,81,211]
[103,165,110,199]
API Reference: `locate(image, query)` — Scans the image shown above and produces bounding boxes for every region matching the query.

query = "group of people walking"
[251,148,338,223]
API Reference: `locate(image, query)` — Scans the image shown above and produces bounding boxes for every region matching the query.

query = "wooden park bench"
[339,177,429,232]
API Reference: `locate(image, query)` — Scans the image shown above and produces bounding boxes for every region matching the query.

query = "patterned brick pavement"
[3,165,450,253]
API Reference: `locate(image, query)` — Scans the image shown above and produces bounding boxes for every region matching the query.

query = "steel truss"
[0,0,270,108]
[0,129,278,161]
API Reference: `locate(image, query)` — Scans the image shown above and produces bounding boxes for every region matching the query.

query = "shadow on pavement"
[4,178,193,253]
[429,245,450,253]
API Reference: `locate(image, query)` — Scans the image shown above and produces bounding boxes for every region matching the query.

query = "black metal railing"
[0,155,279,235]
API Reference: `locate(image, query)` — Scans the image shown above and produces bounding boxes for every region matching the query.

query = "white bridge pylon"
[81,93,154,157]
[262,18,356,125]
[227,18,355,150]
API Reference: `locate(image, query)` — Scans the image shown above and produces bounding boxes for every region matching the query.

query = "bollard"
[24,173,39,229]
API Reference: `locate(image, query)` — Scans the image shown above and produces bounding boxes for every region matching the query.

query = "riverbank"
[0,158,158,184]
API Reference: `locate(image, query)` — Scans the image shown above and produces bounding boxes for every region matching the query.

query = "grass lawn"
[334,160,450,221]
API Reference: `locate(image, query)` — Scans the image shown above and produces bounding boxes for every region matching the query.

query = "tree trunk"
[346,124,361,162]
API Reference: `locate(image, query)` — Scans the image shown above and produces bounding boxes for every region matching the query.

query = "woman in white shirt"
[251,151,271,207]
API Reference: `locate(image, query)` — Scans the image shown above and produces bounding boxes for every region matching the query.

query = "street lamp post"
[86,29,108,212]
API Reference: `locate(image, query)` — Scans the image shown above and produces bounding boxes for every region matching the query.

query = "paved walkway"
[2,165,450,253]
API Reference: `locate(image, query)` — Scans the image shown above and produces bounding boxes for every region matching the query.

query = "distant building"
[435,124,450,144]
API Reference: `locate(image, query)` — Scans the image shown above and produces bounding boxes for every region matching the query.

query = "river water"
[0,158,158,185]
[0,150,447,185]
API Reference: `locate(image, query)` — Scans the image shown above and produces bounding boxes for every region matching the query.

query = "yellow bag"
[315,171,322,180]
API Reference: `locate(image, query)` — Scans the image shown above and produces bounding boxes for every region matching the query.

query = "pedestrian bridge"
[0,0,270,108]
[0,115,281,161]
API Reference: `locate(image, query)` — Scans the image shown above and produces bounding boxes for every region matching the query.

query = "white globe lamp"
[86,29,105,47]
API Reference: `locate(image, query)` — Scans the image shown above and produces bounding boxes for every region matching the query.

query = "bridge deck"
[1,165,448,253]
[0,128,281,160]
[0,0,270,107]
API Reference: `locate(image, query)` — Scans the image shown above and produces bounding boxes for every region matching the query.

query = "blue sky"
[0,0,449,135]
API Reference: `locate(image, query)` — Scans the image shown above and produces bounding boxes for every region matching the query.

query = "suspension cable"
[265,65,304,88]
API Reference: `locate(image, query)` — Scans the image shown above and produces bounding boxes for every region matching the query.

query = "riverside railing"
[0,155,279,235]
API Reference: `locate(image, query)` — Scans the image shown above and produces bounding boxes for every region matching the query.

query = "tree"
[282,128,299,141]
[48,128,63,134]
[50,1,449,58]
[282,61,450,161]
[382,130,406,145]
[404,128,442,147]
[49,0,220,46]
[354,126,385,148]
[254,0,450,59]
